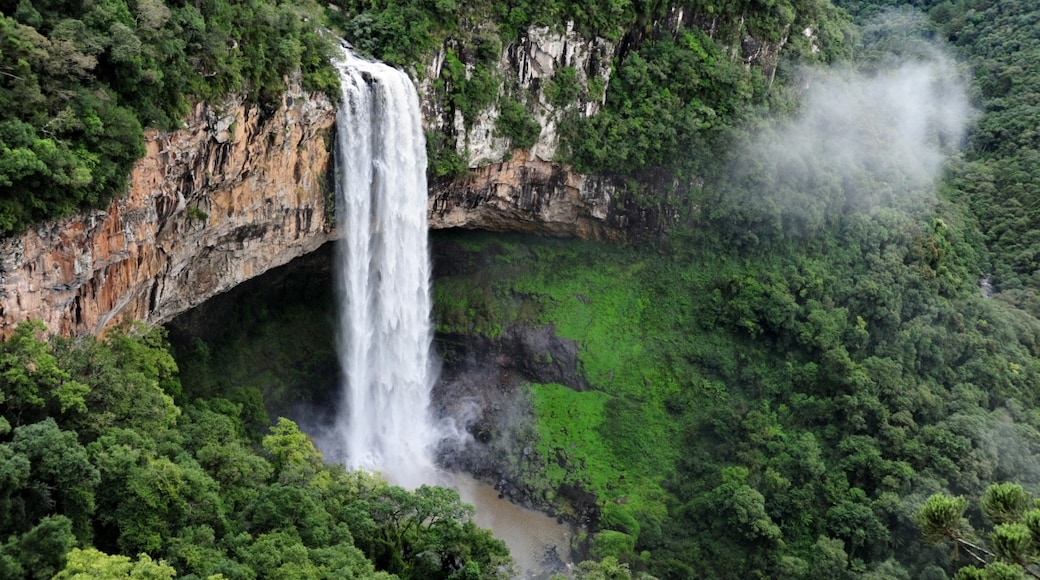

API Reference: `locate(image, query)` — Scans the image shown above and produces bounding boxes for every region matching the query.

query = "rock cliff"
[0,15,785,339]
[428,151,620,240]
[0,82,337,338]
[0,28,631,339]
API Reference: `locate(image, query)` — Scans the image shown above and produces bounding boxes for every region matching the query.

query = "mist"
[720,11,973,235]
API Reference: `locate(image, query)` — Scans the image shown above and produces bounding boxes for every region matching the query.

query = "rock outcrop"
[419,23,614,166]
[0,82,337,339]
[428,151,621,240]
[421,25,651,242]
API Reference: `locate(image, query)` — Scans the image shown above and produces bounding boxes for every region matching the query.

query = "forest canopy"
[0,321,513,579]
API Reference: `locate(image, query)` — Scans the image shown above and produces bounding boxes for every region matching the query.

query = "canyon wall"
[0,82,337,338]
[0,15,786,338]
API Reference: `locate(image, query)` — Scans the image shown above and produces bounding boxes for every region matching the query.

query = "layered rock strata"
[428,151,621,240]
[0,84,336,339]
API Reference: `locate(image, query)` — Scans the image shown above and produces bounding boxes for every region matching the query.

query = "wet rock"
[435,324,589,393]
[540,544,568,576]
[428,151,622,241]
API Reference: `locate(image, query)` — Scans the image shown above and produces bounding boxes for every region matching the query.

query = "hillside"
[4,0,1040,579]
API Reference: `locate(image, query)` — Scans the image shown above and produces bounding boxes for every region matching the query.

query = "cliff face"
[428,151,620,240]
[421,14,782,241]
[422,25,635,240]
[0,16,785,339]
[0,27,631,339]
[0,83,336,338]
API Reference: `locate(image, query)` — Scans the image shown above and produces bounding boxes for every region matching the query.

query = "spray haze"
[723,12,973,235]
[794,57,969,189]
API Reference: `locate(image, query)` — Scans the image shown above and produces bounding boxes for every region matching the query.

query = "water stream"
[329,45,438,489]
[325,45,574,577]
[448,472,574,579]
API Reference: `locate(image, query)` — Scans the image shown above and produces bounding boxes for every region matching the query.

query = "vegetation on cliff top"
[328,0,853,178]
[0,0,338,236]
[0,0,852,233]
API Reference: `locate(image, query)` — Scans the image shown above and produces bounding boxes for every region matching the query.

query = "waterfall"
[330,45,438,488]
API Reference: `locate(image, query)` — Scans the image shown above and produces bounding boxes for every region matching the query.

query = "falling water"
[330,45,438,488]
[325,46,576,576]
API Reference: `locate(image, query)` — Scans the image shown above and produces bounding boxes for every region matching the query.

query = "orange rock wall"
[0,83,337,338]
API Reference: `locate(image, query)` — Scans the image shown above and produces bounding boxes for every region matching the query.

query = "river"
[445,471,575,579]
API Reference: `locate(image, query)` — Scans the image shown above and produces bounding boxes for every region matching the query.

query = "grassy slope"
[432,232,748,539]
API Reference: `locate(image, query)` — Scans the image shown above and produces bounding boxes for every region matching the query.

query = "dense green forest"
[421,0,1040,578]
[0,321,513,579]
[427,0,1040,578]
[7,0,1040,578]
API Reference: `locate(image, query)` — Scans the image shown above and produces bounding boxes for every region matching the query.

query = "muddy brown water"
[446,472,575,579]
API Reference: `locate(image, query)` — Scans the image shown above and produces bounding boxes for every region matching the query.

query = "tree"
[0,321,88,428]
[261,417,324,483]
[4,418,99,540]
[564,556,635,579]
[0,515,76,580]
[366,484,511,578]
[51,548,176,580]
[915,484,1040,579]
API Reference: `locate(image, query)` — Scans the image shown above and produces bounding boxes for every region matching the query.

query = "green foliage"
[0,321,513,578]
[329,0,454,68]
[9,1,1040,579]
[52,324,181,439]
[427,130,469,179]
[327,0,851,178]
[983,483,1030,526]
[262,417,324,481]
[558,5,851,177]
[916,494,969,546]
[2,418,100,541]
[565,556,637,579]
[885,0,1040,318]
[0,0,336,235]
[169,269,338,422]
[52,548,176,579]
[561,32,738,175]
[590,530,637,562]
[0,515,75,580]
[525,383,635,510]
[430,186,1040,576]
[0,321,88,428]
[916,484,1040,579]
[329,0,638,67]
[545,66,581,108]
[495,96,541,150]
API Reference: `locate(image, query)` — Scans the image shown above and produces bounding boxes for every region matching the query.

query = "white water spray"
[330,45,438,488]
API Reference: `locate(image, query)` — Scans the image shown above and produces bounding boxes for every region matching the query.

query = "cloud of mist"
[723,10,973,233]
[794,58,968,187]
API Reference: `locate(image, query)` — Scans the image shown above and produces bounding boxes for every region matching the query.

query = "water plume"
[326,45,438,488]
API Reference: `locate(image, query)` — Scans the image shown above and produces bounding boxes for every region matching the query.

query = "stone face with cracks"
[0,82,338,338]
[428,151,621,241]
